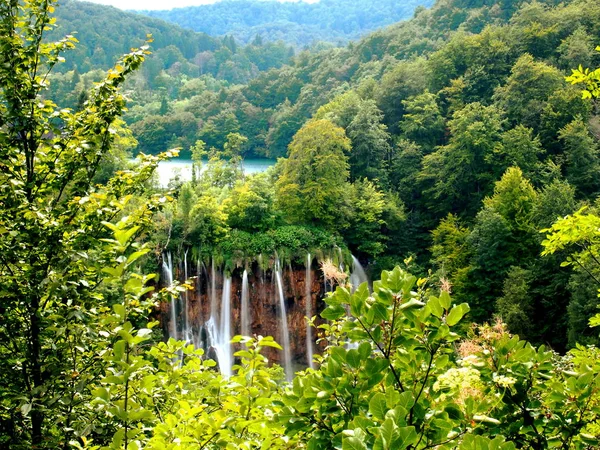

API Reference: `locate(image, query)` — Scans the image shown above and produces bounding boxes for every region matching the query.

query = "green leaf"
[342,436,368,450]
[427,296,443,318]
[126,249,149,266]
[346,349,361,369]
[439,290,451,310]
[393,426,417,448]
[113,303,126,321]
[322,304,346,320]
[103,375,124,385]
[113,340,126,361]
[378,418,398,450]
[20,403,32,416]
[114,225,140,246]
[369,393,387,421]
[446,303,470,326]
[399,298,425,311]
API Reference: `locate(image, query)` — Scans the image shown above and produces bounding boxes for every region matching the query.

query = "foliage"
[0,1,172,446]
[275,119,351,229]
[281,266,600,449]
[566,46,600,98]
[143,0,434,48]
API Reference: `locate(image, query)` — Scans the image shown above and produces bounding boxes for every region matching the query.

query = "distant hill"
[51,0,220,73]
[49,0,295,84]
[140,0,435,47]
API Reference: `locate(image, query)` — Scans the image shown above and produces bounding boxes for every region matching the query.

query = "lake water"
[154,158,276,187]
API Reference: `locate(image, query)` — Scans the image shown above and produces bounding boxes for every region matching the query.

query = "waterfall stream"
[241,269,250,337]
[275,258,293,381]
[215,276,233,377]
[183,250,190,343]
[162,252,177,341]
[350,255,369,293]
[305,253,314,369]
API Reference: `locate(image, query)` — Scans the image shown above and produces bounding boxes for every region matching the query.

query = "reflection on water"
[153,158,275,187]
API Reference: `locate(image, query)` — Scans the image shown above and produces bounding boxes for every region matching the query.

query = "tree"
[0,2,168,446]
[558,118,600,197]
[346,101,391,183]
[399,91,445,149]
[275,119,350,229]
[343,178,387,256]
[488,126,544,184]
[493,54,564,130]
[222,173,276,232]
[419,102,503,217]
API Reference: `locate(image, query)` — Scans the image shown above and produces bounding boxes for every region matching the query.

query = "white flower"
[493,373,517,388]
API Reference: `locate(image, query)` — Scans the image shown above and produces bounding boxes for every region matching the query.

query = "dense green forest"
[2,0,600,448]
[142,0,435,47]
[49,0,296,85]
[128,0,600,350]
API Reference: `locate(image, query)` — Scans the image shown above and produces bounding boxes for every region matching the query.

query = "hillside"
[118,0,600,350]
[141,0,435,47]
[4,0,600,448]
[49,0,295,85]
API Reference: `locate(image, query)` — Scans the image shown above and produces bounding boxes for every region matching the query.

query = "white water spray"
[305,253,315,369]
[162,252,177,341]
[350,255,369,293]
[275,258,293,381]
[241,269,250,337]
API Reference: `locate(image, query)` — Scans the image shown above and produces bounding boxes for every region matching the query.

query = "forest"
[142,0,435,47]
[1,0,600,448]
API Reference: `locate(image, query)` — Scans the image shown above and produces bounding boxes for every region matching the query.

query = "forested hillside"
[127,0,600,350]
[50,0,295,87]
[142,0,435,47]
[3,0,600,448]
[50,0,600,349]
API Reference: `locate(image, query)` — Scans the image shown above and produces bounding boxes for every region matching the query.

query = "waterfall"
[183,249,190,343]
[275,258,293,381]
[241,269,250,337]
[162,252,177,341]
[209,276,232,378]
[350,255,369,293]
[194,259,203,349]
[336,246,344,272]
[210,259,217,324]
[305,253,315,369]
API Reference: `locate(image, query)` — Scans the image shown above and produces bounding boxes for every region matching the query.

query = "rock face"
[158,258,328,368]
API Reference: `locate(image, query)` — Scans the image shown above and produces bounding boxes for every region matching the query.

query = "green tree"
[488,125,544,184]
[222,173,276,232]
[419,102,503,217]
[346,101,391,183]
[399,91,445,149]
[558,118,600,197]
[275,119,350,229]
[344,178,388,256]
[493,54,564,130]
[496,266,534,339]
[566,45,600,98]
[0,1,168,446]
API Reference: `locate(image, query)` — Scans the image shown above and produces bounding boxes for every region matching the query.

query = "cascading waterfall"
[350,255,369,293]
[208,276,232,378]
[194,259,203,349]
[183,249,190,343]
[162,251,335,379]
[241,269,250,337]
[305,253,315,369]
[275,258,293,381]
[210,260,217,325]
[162,252,177,341]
